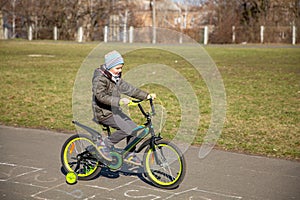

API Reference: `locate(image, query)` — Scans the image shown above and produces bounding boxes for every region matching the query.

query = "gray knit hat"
[105,50,124,70]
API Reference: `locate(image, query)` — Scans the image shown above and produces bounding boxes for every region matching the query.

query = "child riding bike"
[92,50,156,165]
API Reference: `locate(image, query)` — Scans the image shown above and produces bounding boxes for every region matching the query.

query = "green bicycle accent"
[61,98,186,189]
[108,151,123,170]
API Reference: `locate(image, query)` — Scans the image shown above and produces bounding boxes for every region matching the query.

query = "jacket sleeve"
[92,76,120,107]
[118,79,148,100]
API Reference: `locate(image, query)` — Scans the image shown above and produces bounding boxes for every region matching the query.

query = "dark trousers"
[100,111,137,150]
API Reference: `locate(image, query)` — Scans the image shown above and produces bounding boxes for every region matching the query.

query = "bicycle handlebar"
[130,99,143,103]
[129,98,156,116]
[149,98,156,116]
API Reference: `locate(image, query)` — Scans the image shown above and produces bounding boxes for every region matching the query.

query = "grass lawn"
[0,40,299,160]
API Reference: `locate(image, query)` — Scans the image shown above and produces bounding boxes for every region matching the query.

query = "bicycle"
[61,98,186,189]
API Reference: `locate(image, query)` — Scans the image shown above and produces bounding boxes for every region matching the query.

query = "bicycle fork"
[150,138,164,166]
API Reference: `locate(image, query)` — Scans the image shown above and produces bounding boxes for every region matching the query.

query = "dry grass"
[0,40,299,160]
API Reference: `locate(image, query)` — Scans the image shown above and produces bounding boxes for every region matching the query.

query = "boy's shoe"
[125,152,142,166]
[98,141,112,162]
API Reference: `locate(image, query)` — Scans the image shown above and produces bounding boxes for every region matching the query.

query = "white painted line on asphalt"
[136,185,174,194]
[84,184,110,191]
[83,194,96,200]
[195,188,243,199]
[113,178,140,190]
[15,168,42,178]
[189,195,211,200]
[31,183,66,200]
[0,162,42,170]
[0,161,244,200]
[0,162,43,181]
[164,187,198,200]
[124,189,161,199]
[0,179,48,189]
[0,162,17,167]
[54,188,84,199]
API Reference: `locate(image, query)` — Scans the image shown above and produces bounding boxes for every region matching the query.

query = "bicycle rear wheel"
[61,134,102,180]
[143,140,186,189]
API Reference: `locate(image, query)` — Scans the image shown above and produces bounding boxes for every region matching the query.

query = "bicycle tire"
[143,140,186,189]
[61,134,102,180]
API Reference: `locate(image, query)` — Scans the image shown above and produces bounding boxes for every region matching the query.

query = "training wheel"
[66,171,77,185]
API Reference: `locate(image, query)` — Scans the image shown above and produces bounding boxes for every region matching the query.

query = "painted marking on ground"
[0,162,243,200]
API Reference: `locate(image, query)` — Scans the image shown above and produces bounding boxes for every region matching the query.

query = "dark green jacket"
[92,65,148,122]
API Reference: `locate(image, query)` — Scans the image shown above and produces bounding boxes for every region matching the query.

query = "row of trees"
[1,0,140,40]
[1,0,299,43]
[204,0,300,43]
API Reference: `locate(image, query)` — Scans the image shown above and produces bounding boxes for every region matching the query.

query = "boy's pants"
[100,111,137,151]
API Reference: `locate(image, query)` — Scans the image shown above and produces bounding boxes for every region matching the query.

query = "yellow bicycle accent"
[66,171,77,184]
[63,136,99,178]
[144,142,184,187]
[61,98,186,188]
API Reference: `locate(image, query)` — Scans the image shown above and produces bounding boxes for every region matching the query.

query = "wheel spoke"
[144,141,185,188]
[62,134,102,180]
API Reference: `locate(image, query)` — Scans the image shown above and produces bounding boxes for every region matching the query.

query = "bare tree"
[206,0,299,43]
[1,0,298,43]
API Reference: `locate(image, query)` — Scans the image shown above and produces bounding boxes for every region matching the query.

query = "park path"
[0,125,299,200]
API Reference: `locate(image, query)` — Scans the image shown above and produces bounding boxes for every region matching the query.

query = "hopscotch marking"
[31,183,66,200]
[0,162,43,181]
[0,162,243,200]
[124,189,161,200]
[134,185,243,200]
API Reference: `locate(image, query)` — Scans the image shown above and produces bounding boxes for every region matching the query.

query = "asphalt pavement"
[0,125,299,200]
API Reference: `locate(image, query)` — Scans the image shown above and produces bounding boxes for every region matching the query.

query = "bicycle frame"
[72,98,162,159]
[63,98,185,188]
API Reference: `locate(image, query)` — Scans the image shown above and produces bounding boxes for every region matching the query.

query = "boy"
[92,50,155,165]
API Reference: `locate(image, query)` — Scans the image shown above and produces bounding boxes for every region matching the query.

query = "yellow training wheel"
[66,171,77,185]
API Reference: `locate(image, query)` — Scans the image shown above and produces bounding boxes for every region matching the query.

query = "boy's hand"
[147,93,156,100]
[120,98,131,106]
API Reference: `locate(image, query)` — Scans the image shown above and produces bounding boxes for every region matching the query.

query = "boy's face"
[109,64,123,76]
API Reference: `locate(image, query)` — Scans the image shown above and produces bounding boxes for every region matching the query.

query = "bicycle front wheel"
[143,140,186,189]
[61,134,102,180]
